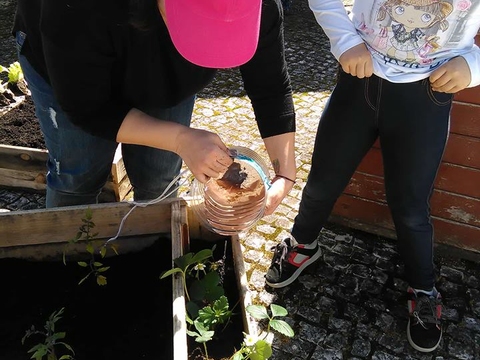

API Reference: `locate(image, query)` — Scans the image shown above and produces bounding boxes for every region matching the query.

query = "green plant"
[161,245,237,359]
[63,208,117,286]
[161,245,294,360]
[230,304,294,360]
[0,61,24,84]
[21,307,75,360]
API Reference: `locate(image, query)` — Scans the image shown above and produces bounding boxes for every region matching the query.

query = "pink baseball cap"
[164,0,262,69]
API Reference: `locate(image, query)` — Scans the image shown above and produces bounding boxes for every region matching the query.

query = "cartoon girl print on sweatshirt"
[376,0,453,63]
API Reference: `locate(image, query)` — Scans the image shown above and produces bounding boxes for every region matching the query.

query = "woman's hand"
[264,176,295,215]
[117,109,233,182]
[175,127,233,183]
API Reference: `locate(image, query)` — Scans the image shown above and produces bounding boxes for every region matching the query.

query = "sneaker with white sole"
[407,287,443,352]
[265,237,322,288]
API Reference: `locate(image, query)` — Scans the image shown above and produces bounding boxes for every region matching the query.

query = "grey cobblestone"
[2,0,480,359]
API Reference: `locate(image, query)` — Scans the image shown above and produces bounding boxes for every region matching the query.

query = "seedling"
[0,61,24,84]
[230,304,294,360]
[21,307,75,360]
[63,208,117,286]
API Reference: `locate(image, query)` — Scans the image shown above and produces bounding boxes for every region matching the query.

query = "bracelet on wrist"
[273,174,296,185]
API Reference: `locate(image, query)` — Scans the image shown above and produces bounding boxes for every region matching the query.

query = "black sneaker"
[407,287,443,352]
[265,237,322,288]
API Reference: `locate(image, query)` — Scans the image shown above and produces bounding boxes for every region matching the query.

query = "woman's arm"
[117,108,233,182]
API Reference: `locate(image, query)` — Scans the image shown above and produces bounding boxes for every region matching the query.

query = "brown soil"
[0,95,45,149]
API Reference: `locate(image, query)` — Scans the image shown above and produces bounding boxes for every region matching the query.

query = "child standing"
[265,0,480,353]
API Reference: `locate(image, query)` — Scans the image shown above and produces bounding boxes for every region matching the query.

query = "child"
[265,0,480,353]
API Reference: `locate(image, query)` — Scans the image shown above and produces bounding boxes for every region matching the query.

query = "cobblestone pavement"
[2,1,480,359]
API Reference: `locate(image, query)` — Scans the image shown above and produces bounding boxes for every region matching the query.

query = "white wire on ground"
[105,168,191,244]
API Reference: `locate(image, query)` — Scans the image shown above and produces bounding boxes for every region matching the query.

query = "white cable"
[104,168,191,244]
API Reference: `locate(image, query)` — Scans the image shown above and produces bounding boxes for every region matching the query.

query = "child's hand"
[429,56,471,93]
[338,43,374,79]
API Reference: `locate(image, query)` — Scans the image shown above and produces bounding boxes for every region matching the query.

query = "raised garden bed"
[0,95,131,201]
[0,199,257,360]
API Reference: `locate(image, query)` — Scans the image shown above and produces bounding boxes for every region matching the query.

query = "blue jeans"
[16,31,195,207]
[292,70,453,290]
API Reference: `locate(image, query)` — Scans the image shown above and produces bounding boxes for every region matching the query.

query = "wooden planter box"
[0,198,257,359]
[0,95,132,201]
[0,143,132,202]
[330,32,480,253]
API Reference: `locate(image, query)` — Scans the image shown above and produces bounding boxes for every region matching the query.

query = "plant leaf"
[190,248,213,264]
[97,266,110,273]
[96,275,107,286]
[269,319,294,337]
[160,268,182,279]
[231,350,244,360]
[186,330,200,337]
[250,339,272,360]
[188,279,206,302]
[270,304,288,318]
[186,301,200,319]
[246,305,269,320]
[173,253,194,271]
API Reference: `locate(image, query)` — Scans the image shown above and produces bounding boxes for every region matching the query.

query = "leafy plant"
[21,307,75,360]
[161,244,294,360]
[0,61,24,84]
[160,246,218,303]
[161,245,237,359]
[230,304,294,360]
[63,208,117,286]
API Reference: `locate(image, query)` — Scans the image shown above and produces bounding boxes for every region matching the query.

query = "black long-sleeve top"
[13,0,295,141]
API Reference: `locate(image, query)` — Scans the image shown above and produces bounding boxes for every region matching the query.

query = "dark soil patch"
[0,237,244,360]
[0,95,45,149]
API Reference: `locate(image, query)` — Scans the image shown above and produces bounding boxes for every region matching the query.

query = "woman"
[13,0,297,211]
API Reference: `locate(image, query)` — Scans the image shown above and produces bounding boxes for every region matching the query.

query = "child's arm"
[309,0,364,63]
[429,57,472,93]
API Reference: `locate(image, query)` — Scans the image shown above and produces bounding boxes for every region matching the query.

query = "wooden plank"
[344,172,386,203]
[431,217,480,252]
[331,194,480,253]
[430,190,480,227]
[443,133,480,169]
[231,234,258,337]
[114,175,133,202]
[111,145,128,185]
[345,172,480,227]
[356,148,480,198]
[171,200,188,360]
[0,199,179,247]
[332,193,394,231]
[356,148,383,176]
[436,163,480,198]
[366,131,480,170]
[0,143,131,200]
[454,87,480,105]
[0,144,47,171]
[450,102,480,138]
[0,167,46,190]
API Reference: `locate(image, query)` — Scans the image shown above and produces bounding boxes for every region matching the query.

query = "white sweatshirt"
[309,0,480,87]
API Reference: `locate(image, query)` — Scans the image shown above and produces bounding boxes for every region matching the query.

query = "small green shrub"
[22,308,75,360]
[63,208,117,286]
